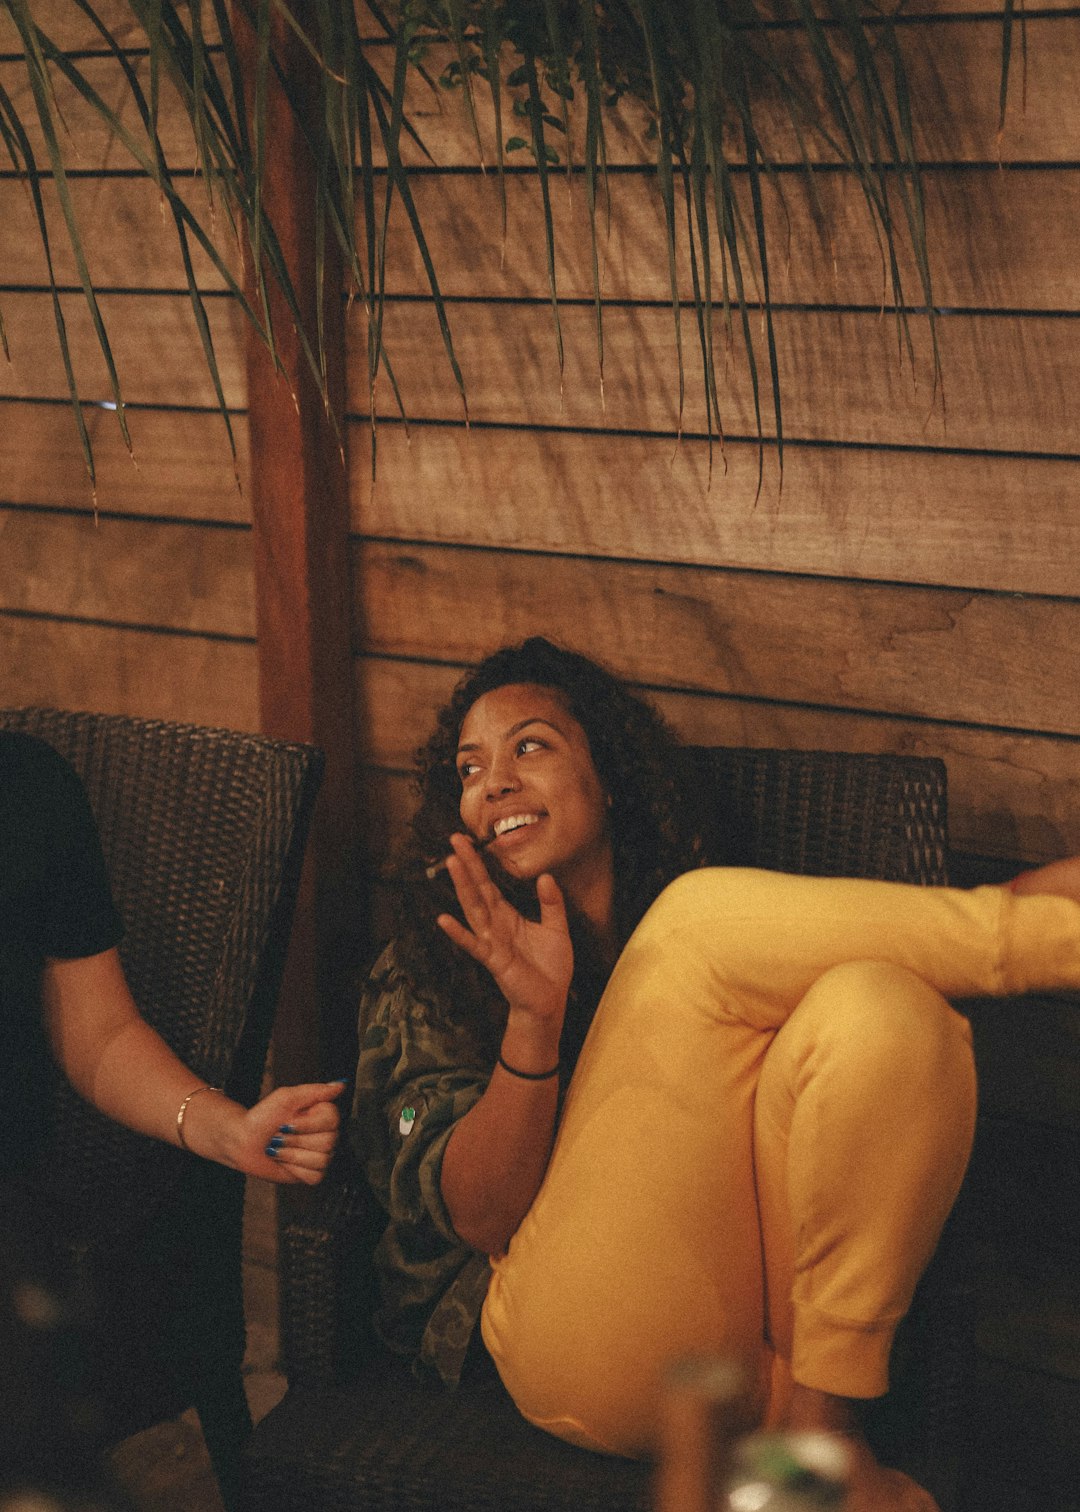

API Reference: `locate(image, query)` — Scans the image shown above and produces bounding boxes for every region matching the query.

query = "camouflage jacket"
[350,942,496,1387]
[351,937,601,1386]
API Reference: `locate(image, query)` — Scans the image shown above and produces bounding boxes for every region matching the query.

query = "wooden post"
[235,0,362,1087]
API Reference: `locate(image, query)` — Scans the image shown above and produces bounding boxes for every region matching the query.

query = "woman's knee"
[798,960,975,1095]
[630,867,734,940]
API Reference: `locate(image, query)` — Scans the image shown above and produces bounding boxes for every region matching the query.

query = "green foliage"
[393,0,948,488]
[0,0,1014,492]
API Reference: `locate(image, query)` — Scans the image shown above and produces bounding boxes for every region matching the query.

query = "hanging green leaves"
[2,0,952,491]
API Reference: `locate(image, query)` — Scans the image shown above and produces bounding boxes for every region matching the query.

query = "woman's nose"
[485,757,520,798]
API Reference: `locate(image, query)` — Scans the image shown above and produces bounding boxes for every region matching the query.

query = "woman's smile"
[456,682,614,925]
[490,811,545,844]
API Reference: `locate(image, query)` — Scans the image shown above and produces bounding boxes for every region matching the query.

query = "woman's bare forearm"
[441,1069,559,1256]
[41,947,343,1183]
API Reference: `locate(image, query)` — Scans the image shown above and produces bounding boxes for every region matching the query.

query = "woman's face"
[455,682,613,909]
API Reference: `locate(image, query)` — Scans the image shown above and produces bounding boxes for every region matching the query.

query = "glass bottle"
[724,1430,851,1511]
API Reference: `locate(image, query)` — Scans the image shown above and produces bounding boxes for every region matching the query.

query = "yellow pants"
[480,869,1080,1456]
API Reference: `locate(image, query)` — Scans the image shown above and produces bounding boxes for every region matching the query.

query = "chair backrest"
[0,706,324,1236]
[682,746,948,883]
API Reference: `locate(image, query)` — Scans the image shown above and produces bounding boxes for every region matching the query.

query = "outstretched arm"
[42,946,343,1185]
[437,834,574,1256]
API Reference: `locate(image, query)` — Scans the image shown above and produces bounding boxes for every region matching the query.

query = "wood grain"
[347,299,1080,456]
[362,19,1080,169]
[1,174,239,291]
[350,422,1080,598]
[0,612,258,730]
[0,53,204,170]
[8,288,1077,465]
[4,0,1069,59]
[350,540,1079,737]
[0,0,220,54]
[5,15,1075,176]
[0,402,249,518]
[0,505,254,635]
[0,289,247,408]
[376,167,1080,312]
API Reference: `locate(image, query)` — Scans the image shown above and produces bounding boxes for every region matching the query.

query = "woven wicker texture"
[0,707,324,1502]
[242,746,958,1512]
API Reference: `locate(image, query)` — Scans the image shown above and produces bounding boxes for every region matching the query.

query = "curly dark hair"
[390,638,702,1057]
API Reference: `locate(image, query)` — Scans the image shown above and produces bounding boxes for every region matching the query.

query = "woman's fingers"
[268,1138,336,1168]
[249,1080,346,1181]
[439,835,514,959]
[445,834,500,923]
[436,908,487,960]
[262,1126,338,1183]
[535,871,567,928]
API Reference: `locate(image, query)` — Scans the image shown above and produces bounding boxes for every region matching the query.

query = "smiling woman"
[348,637,1080,1512]
[452,684,615,952]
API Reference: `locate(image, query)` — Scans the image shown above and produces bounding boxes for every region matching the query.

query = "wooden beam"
[235,0,363,1085]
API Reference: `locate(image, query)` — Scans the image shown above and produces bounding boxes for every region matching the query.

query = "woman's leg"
[753,961,976,1408]
[481,869,1080,1458]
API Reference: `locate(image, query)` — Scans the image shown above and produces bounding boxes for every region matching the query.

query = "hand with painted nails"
[225,1080,347,1185]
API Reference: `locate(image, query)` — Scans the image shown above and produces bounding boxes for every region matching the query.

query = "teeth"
[493,813,541,838]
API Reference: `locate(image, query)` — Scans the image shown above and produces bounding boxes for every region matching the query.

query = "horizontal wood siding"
[0,612,257,729]
[343,5,1080,874]
[351,425,1080,597]
[0,0,254,730]
[352,20,1080,168]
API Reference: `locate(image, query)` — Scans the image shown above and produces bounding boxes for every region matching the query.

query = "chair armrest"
[278,1162,378,1385]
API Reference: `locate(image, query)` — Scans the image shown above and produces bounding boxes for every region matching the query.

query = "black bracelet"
[497,1053,560,1082]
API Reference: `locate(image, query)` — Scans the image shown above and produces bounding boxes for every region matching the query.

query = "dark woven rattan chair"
[0,707,324,1510]
[241,746,967,1512]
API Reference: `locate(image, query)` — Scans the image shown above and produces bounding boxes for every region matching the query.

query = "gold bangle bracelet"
[176,1083,222,1150]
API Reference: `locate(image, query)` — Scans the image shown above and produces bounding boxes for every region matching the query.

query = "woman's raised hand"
[436,833,574,1026]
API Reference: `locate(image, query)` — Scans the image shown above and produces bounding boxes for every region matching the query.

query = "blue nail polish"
[264,1144,279,1158]
[268,1134,284,1149]
[279,1124,295,1135]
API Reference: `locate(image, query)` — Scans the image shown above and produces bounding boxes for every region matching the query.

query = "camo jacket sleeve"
[350,942,494,1386]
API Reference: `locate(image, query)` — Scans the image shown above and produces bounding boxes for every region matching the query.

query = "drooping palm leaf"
[6,0,134,472]
[2,0,1014,494]
[0,72,97,485]
[576,0,608,399]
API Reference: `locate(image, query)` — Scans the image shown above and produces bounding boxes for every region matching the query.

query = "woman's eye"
[516,737,544,756]
[457,761,479,782]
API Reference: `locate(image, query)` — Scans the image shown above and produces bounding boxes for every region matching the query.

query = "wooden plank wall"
[1,0,1077,881]
[346,0,1080,895]
[0,0,257,731]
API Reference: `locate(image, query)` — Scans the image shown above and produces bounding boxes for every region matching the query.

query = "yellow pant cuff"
[791,1305,895,1400]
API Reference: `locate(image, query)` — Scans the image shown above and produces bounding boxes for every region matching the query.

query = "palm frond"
[1,0,1003,493]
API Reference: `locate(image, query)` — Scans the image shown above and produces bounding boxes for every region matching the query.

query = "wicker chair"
[241,746,966,1512]
[0,707,324,1509]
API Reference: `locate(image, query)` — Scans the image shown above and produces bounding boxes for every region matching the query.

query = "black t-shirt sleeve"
[39,749,124,959]
[3,733,125,960]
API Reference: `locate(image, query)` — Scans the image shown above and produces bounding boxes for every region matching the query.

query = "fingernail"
[330,1076,349,1084]
[264,1144,279,1158]
[278,1124,295,1135]
[268,1135,284,1150]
